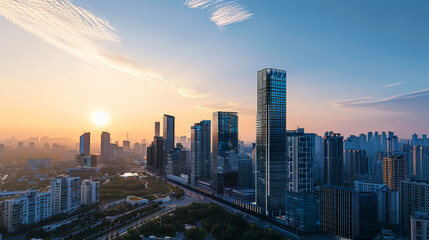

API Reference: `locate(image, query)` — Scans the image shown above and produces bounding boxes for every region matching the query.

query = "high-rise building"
[123,140,130,152]
[163,115,175,154]
[147,137,164,173]
[324,132,344,186]
[212,111,239,195]
[101,132,110,162]
[190,120,211,185]
[413,146,429,181]
[358,192,379,239]
[154,122,160,137]
[256,68,287,217]
[400,180,429,236]
[320,185,359,239]
[79,132,90,155]
[411,212,429,240]
[81,179,100,205]
[1,190,51,233]
[0,144,4,153]
[286,128,315,193]
[50,176,81,215]
[165,144,190,177]
[347,150,368,185]
[354,181,399,225]
[284,191,319,234]
[383,154,407,190]
[238,157,254,189]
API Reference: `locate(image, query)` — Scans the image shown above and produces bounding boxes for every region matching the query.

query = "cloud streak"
[0,0,211,98]
[184,0,253,28]
[383,82,404,88]
[197,101,255,114]
[333,89,429,116]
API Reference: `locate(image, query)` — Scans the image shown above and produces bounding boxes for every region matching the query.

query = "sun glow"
[91,110,110,127]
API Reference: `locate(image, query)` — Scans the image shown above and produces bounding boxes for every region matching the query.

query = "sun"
[91,110,110,127]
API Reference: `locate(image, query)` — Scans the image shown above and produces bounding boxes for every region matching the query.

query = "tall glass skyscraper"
[212,112,239,194]
[101,132,110,162]
[79,132,90,155]
[256,68,287,217]
[163,114,175,154]
[191,120,211,185]
[324,132,344,186]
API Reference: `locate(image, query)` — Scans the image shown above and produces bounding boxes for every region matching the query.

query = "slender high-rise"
[79,132,90,155]
[384,154,407,190]
[256,68,287,217]
[324,132,344,186]
[163,115,175,154]
[191,120,211,185]
[212,111,239,194]
[101,132,110,162]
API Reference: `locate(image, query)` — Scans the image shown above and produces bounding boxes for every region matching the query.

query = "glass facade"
[212,112,239,194]
[79,132,90,155]
[256,68,287,217]
[191,120,211,185]
[324,132,344,186]
[163,115,175,154]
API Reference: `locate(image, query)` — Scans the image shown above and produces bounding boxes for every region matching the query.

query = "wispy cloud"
[177,88,211,98]
[197,101,255,114]
[333,89,429,116]
[383,82,404,88]
[183,0,253,28]
[0,0,209,98]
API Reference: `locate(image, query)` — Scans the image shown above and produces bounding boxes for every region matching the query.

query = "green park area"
[100,175,183,203]
[119,203,288,240]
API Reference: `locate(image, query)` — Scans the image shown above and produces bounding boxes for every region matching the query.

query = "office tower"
[212,111,239,195]
[154,122,160,137]
[320,185,359,239]
[400,180,429,236]
[354,181,399,225]
[383,154,407,190]
[109,143,119,160]
[347,150,368,185]
[123,140,130,152]
[147,137,164,172]
[27,158,51,171]
[359,192,379,239]
[287,128,315,192]
[81,179,100,205]
[284,191,319,234]
[412,134,419,146]
[374,131,381,152]
[165,144,189,176]
[50,176,81,215]
[238,157,254,188]
[1,190,51,233]
[381,132,387,151]
[133,143,141,153]
[190,120,211,185]
[402,144,414,177]
[388,134,399,154]
[324,132,344,186]
[141,143,147,159]
[163,114,175,154]
[345,135,359,150]
[358,134,367,150]
[411,212,429,240]
[101,132,110,162]
[413,146,429,181]
[368,132,373,142]
[256,68,287,217]
[79,132,90,155]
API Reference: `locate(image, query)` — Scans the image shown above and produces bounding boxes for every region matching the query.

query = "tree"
[185,227,206,240]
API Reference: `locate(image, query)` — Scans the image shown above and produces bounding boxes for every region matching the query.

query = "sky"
[0,0,428,143]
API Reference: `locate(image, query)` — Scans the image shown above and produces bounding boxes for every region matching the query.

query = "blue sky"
[0,0,428,140]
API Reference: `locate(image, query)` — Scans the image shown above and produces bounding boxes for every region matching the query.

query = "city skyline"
[1,1,429,141]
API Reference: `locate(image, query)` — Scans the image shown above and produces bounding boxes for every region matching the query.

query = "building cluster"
[0,176,99,233]
[141,68,429,239]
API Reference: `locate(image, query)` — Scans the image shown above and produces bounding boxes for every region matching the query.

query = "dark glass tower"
[212,112,239,194]
[79,132,90,155]
[191,120,211,185]
[163,115,175,154]
[256,68,287,217]
[324,132,344,186]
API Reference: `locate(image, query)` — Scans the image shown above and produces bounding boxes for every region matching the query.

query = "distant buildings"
[27,158,51,171]
[154,121,160,137]
[50,176,81,215]
[190,120,211,185]
[256,68,287,217]
[123,140,130,152]
[212,111,239,195]
[79,132,90,155]
[324,132,344,186]
[101,132,110,162]
[383,154,407,190]
[147,137,164,173]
